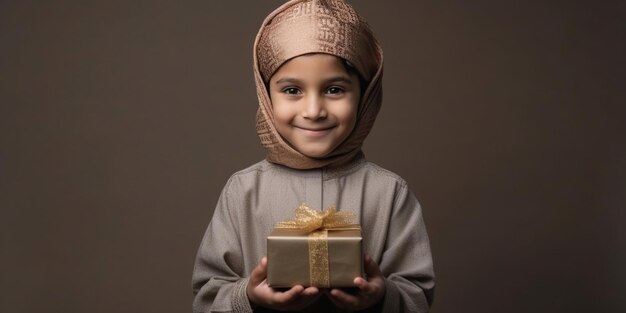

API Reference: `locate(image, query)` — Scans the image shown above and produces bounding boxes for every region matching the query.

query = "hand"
[247,257,321,311]
[328,255,386,311]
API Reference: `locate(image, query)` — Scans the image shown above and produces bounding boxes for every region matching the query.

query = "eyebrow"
[274,76,354,85]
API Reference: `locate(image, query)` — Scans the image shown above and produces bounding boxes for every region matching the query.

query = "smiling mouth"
[295,126,335,137]
[298,126,333,131]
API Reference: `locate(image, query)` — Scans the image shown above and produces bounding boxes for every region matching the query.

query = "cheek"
[336,99,359,127]
[343,112,357,133]
[272,102,295,125]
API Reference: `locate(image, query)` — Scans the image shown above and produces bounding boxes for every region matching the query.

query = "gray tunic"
[192,155,435,312]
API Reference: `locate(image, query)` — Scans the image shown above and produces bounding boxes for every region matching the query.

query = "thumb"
[249,257,268,287]
[364,255,383,277]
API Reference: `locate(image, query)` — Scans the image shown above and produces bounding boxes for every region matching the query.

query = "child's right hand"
[246,257,321,311]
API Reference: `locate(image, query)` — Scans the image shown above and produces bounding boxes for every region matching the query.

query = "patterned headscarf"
[254,0,383,169]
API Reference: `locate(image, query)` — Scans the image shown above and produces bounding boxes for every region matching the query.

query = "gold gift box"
[267,228,363,288]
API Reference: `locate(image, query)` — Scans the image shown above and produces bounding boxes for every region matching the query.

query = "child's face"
[269,54,361,158]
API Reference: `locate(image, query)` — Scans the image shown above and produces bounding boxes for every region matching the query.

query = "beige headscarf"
[254,0,383,169]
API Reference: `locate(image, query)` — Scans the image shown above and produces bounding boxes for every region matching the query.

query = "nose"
[302,94,327,120]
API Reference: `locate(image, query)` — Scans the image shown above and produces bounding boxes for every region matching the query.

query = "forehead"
[270,54,351,81]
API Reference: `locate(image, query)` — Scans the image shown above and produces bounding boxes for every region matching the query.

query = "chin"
[299,148,333,159]
[302,151,330,159]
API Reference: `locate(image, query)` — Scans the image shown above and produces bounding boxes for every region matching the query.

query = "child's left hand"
[327,254,386,311]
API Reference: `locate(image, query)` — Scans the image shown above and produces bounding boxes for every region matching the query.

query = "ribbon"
[275,203,357,233]
[275,203,359,287]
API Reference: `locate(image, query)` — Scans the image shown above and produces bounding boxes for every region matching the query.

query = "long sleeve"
[369,182,435,313]
[192,178,254,313]
[191,159,434,313]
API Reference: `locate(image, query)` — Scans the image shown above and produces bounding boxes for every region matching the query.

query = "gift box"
[266,205,363,288]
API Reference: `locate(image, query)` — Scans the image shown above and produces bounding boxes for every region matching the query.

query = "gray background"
[1,1,624,312]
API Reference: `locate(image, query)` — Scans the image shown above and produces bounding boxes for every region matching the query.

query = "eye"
[326,86,344,95]
[282,87,301,95]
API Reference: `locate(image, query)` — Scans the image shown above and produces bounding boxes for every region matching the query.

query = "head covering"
[253,0,383,169]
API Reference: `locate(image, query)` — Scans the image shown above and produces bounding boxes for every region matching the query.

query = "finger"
[364,255,383,277]
[272,285,304,303]
[329,288,359,308]
[353,276,374,293]
[248,257,268,286]
[301,286,319,297]
[287,291,322,312]
[327,291,346,309]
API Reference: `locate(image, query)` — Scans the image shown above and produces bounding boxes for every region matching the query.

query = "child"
[192,0,435,312]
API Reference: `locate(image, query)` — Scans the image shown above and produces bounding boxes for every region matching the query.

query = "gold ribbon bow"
[275,203,357,233]
[275,203,359,287]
